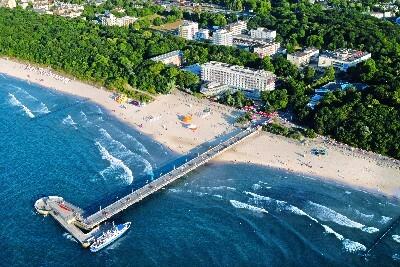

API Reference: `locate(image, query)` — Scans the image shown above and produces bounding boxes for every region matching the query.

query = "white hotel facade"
[201,61,276,95]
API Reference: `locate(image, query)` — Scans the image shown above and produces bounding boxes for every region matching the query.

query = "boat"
[90,222,131,252]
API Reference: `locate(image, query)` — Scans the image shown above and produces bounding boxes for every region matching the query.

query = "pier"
[35,125,262,245]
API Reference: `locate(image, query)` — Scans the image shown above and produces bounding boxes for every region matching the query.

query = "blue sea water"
[0,74,399,266]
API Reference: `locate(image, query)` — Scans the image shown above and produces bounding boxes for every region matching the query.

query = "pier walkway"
[79,125,262,229]
[35,124,262,243]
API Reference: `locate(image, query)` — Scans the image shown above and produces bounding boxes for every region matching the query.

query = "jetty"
[35,125,262,246]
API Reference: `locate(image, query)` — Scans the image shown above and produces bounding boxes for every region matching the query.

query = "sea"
[0,74,399,267]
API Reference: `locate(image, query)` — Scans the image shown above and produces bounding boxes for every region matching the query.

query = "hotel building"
[318,49,372,71]
[201,61,276,97]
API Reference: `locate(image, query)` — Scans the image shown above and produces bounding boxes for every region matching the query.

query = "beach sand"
[1,58,399,198]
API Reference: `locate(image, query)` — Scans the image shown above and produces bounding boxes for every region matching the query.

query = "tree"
[359,59,377,82]
[262,56,275,72]
[261,89,288,111]
[304,66,316,83]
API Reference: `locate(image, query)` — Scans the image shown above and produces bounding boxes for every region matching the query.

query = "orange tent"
[182,115,192,123]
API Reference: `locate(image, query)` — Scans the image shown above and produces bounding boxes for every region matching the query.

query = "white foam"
[96,141,134,184]
[243,193,368,254]
[393,254,400,261]
[36,102,50,114]
[62,115,77,129]
[80,111,89,123]
[354,210,374,220]
[195,191,208,197]
[286,205,319,223]
[322,224,344,240]
[8,93,35,118]
[252,183,262,191]
[362,227,379,233]
[200,186,236,192]
[392,235,400,243]
[345,191,352,194]
[169,188,183,193]
[379,216,392,224]
[62,233,78,243]
[99,128,153,177]
[243,191,272,201]
[126,134,150,155]
[322,225,366,253]
[229,200,268,214]
[14,87,50,114]
[342,239,366,253]
[306,201,379,233]
[213,194,223,199]
[15,87,38,100]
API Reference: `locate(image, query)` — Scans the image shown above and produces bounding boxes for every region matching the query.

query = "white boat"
[90,222,131,252]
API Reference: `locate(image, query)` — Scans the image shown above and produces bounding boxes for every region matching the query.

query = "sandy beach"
[1,58,399,198]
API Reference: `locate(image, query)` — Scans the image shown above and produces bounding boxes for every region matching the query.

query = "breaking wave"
[354,209,374,221]
[251,181,271,191]
[322,222,366,253]
[379,216,392,224]
[36,102,50,114]
[79,111,91,124]
[392,235,400,244]
[8,93,35,118]
[342,239,367,253]
[96,141,134,184]
[14,87,50,114]
[62,115,77,129]
[126,134,150,155]
[230,200,268,214]
[98,128,153,177]
[306,201,379,233]
[244,192,367,253]
[244,191,272,201]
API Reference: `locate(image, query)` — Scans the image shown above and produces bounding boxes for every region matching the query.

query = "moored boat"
[90,222,131,252]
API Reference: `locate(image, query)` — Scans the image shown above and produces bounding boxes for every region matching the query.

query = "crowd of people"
[24,64,71,84]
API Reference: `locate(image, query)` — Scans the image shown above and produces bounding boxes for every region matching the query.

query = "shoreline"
[1,57,399,199]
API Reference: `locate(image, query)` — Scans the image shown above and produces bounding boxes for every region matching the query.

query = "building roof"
[290,48,319,58]
[202,61,275,78]
[233,34,277,45]
[181,20,198,27]
[320,49,370,62]
[253,27,275,33]
[150,50,183,61]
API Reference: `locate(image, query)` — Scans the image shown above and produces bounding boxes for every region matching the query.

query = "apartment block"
[249,27,276,40]
[212,29,233,46]
[226,20,247,35]
[253,42,281,58]
[100,13,137,27]
[201,61,276,96]
[178,20,199,40]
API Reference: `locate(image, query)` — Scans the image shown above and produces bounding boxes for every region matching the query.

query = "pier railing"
[79,125,261,229]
